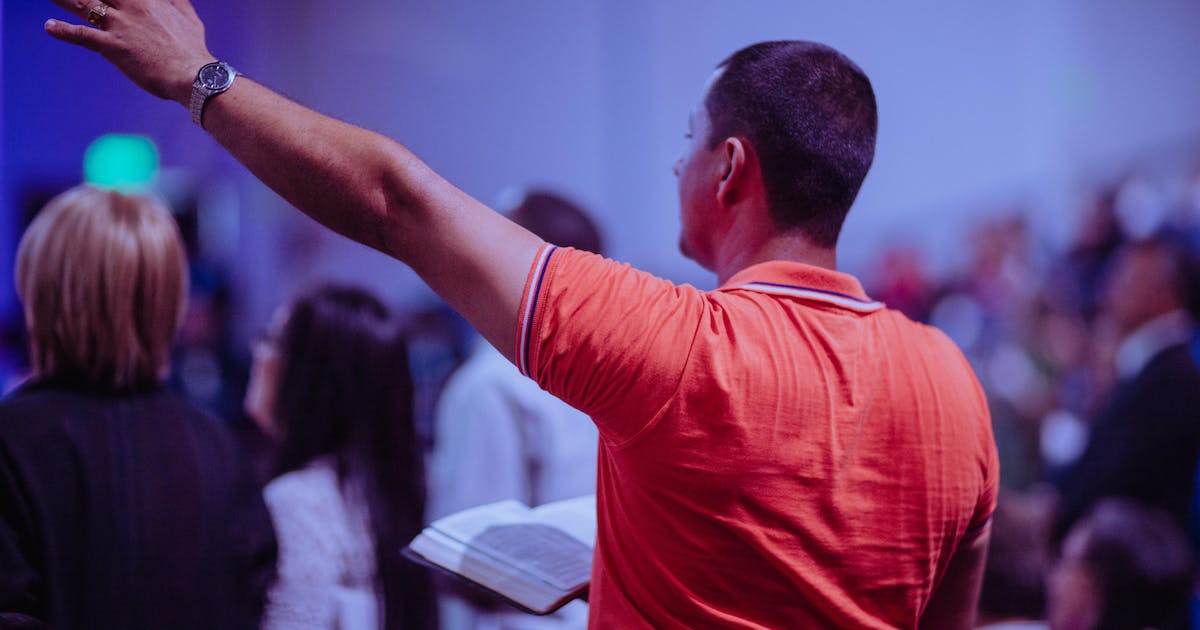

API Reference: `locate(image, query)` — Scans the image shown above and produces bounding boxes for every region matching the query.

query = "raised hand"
[42,0,540,362]
[45,0,214,104]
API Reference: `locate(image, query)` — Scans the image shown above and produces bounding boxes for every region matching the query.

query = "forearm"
[197,77,540,354]
[45,3,542,357]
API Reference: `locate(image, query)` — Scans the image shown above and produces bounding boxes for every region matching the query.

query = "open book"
[405,495,596,615]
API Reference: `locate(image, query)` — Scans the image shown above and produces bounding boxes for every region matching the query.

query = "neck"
[714,231,837,285]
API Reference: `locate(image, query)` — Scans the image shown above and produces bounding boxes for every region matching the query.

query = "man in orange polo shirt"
[46,2,998,626]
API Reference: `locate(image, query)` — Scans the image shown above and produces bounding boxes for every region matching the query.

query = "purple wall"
[5,1,1200,341]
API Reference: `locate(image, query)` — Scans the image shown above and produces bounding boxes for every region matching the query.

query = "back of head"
[506,189,605,255]
[1070,499,1195,630]
[707,41,877,248]
[273,285,413,477]
[1102,236,1194,332]
[272,284,433,630]
[1132,236,1200,319]
[15,185,188,390]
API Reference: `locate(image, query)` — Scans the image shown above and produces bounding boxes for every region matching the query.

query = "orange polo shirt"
[516,246,998,629]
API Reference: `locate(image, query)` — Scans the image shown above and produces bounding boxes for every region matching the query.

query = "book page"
[466,523,591,591]
[429,500,534,541]
[426,496,595,591]
[531,495,596,545]
[408,528,570,613]
[409,496,597,613]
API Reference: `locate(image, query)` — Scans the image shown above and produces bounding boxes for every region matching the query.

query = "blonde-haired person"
[0,185,276,629]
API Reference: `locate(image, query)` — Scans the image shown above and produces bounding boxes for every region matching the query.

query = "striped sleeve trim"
[964,514,993,538]
[734,282,884,313]
[516,245,557,377]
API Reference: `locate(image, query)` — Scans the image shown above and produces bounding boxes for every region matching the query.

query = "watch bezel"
[190,61,238,128]
[198,62,235,92]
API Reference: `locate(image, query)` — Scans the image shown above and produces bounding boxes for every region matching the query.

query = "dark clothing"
[1055,344,1200,543]
[0,381,277,629]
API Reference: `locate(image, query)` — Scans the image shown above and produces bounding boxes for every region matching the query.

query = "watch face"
[199,63,232,90]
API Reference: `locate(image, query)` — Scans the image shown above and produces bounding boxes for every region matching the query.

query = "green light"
[84,134,159,190]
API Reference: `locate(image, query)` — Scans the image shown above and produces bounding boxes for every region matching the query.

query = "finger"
[48,0,121,21]
[48,0,91,18]
[44,18,112,53]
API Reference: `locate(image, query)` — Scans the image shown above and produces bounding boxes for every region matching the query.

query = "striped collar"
[719,260,884,313]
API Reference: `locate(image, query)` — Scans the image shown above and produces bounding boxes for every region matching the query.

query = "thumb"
[45,19,111,53]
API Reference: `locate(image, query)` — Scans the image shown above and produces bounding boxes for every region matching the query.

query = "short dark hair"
[706,41,878,248]
[1122,236,1196,311]
[507,189,605,255]
[273,285,434,630]
[1075,499,1195,630]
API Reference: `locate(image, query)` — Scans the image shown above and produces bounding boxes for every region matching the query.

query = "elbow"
[369,143,430,259]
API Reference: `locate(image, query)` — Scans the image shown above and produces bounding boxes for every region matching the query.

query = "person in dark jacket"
[1053,238,1200,630]
[1055,238,1200,542]
[0,184,277,629]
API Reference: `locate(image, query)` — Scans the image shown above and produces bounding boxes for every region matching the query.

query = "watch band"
[188,85,208,127]
[189,62,238,129]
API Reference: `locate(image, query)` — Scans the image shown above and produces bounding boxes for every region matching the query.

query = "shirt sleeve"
[966,356,1000,536]
[978,433,1001,532]
[515,246,707,445]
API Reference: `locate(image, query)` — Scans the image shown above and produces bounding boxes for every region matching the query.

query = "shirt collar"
[718,261,884,313]
[1115,309,1194,380]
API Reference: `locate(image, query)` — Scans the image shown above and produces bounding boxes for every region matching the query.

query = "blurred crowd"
[866,161,1200,629]
[4,157,1200,628]
[867,165,1200,492]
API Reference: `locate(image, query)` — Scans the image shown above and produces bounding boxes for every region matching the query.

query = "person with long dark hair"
[247,285,435,630]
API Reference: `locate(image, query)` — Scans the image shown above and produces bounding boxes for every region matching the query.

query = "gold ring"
[87,2,109,26]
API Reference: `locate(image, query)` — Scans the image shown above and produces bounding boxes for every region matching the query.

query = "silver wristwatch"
[189,61,238,128]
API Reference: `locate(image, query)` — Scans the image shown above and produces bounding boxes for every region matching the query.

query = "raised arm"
[44,0,542,358]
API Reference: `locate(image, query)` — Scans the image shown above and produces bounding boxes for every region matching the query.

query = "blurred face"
[1101,247,1175,334]
[673,70,725,270]
[243,305,289,441]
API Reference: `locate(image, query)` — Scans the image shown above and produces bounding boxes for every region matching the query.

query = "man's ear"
[716,137,747,207]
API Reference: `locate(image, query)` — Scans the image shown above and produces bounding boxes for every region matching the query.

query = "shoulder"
[539,248,706,308]
[533,247,710,350]
[1125,344,1200,416]
[265,459,341,515]
[0,382,77,418]
[877,307,959,346]
[0,383,225,429]
[876,309,994,437]
[889,311,981,380]
[141,389,246,457]
[0,384,98,445]
[264,459,370,567]
[1144,343,1200,382]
